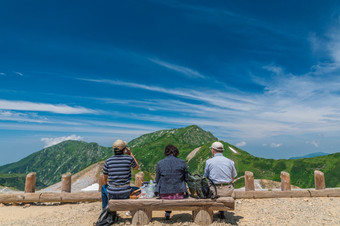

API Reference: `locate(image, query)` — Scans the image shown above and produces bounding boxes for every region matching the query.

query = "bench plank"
[109,197,234,226]
[109,197,234,211]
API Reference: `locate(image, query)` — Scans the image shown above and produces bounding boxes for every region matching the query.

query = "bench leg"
[193,208,213,225]
[131,209,152,226]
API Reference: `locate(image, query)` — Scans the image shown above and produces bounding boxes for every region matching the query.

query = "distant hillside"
[0,141,112,189]
[0,125,216,190]
[187,141,340,188]
[289,152,329,159]
[1,125,339,191]
[128,125,218,172]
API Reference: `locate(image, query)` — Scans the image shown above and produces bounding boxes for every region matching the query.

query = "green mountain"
[187,141,340,188]
[0,141,112,190]
[0,125,339,190]
[289,152,329,159]
[128,125,218,172]
[0,125,217,190]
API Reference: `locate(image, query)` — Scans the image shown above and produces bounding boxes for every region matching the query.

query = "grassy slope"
[128,125,217,172]
[0,125,339,190]
[187,141,340,188]
[0,141,112,188]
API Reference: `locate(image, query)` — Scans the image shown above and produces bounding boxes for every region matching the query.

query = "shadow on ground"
[117,211,243,225]
[217,211,244,225]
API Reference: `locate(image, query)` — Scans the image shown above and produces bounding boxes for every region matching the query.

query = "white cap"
[210,141,224,152]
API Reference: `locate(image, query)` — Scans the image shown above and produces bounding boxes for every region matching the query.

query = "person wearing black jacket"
[155,144,188,220]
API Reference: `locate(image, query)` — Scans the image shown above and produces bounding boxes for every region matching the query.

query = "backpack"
[94,206,118,226]
[187,173,218,200]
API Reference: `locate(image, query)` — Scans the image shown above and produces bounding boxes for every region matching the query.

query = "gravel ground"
[0,197,339,225]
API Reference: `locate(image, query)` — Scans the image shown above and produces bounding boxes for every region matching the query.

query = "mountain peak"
[128,125,217,148]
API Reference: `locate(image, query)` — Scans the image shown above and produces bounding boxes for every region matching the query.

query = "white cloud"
[149,58,207,79]
[0,72,5,76]
[270,143,282,148]
[327,28,340,64]
[80,78,255,111]
[0,99,96,114]
[262,65,283,75]
[41,135,84,148]
[81,74,340,139]
[236,141,246,147]
[14,72,23,76]
[306,140,319,148]
[0,110,48,123]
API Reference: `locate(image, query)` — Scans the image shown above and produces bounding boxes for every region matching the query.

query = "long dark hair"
[164,144,179,157]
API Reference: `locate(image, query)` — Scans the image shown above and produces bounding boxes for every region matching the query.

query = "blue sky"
[1,0,340,165]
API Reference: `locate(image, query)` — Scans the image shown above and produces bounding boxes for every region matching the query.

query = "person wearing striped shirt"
[101,139,139,211]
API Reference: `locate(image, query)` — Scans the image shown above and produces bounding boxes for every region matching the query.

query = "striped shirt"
[204,153,237,184]
[103,154,137,195]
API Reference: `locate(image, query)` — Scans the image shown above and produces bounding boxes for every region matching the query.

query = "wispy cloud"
[236,141,247,147]
[149,58,207,79]
[14,72,23,76]
[306,140,319,148]
[270,143,282,148]
[0,99,96,114]
[79,78,255,111]
[154,0,301,40]
[0,110,48,123]
[0,122,155,136]
[327,27,340,65]
[41,134,84,148]
[80,74,340,139]
[0,72,5,76]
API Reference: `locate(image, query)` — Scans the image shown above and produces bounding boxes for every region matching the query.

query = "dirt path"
[0,197,339,225]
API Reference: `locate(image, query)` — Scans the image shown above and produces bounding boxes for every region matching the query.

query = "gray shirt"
[204,153,237,184]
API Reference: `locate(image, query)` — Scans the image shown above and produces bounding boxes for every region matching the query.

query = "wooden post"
[61,173,72,193]
[24,172,36,193]
[131,209,151,226]
[135,172,144,187]
[280,171,291,191]
[98,173,105,192]
[245,171,255,191]
[314,170,326,190]
[193,208,213,225]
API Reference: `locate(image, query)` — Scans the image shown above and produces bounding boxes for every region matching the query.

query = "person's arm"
[184,163,188,182]
[103,174,108,185]
[103,160,109,185]
[204,161,209,178]
[126,148,139,169]
[155,163,160,184]
[231,163,237,182]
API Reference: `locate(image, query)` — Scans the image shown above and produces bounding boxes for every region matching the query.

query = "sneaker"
[126,211,131,216]
[165,212,170,220]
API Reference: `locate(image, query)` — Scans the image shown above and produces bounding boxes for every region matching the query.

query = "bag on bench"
[187,173,218,200]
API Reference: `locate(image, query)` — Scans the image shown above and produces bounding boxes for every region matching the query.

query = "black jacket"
[155,155,188,195]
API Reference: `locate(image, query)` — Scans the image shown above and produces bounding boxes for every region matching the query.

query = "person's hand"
[124,147,131,155]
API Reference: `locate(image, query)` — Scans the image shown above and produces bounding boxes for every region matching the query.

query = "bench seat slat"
[109,197,234,211]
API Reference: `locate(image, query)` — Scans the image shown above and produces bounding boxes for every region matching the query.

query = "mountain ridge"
[0,125,339,190]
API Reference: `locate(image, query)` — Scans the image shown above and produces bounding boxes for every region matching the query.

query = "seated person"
[155,144,188,220]
[204,141,237,219]
[101,139,139,214]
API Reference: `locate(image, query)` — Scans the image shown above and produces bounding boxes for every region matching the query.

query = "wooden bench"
[109,196,235,225]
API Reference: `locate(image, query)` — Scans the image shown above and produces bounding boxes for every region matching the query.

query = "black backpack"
[187,173,218,200]
[94,206,118,226]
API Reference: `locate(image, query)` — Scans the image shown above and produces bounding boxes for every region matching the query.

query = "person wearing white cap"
[204,141,237,219]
